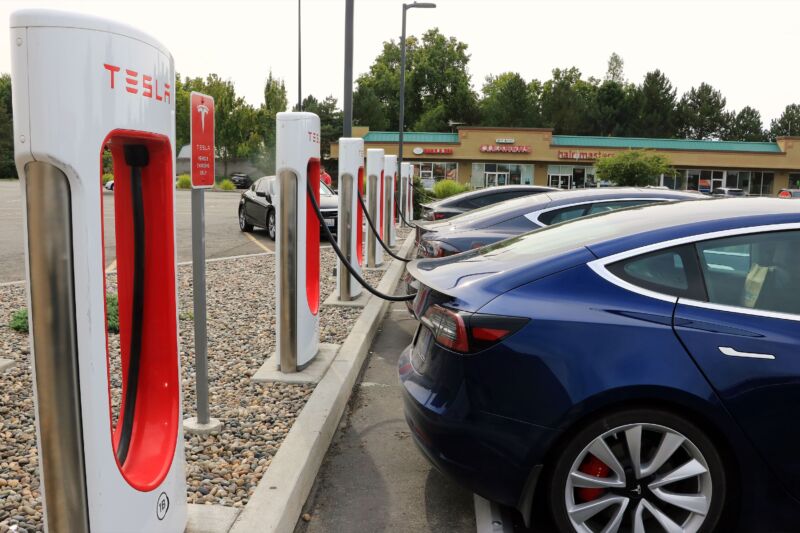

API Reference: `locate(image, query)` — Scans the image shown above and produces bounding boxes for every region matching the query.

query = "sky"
[0,0,797,125]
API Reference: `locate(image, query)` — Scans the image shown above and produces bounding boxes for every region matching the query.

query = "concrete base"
[252,343,340,385]
[0,358,15,373]
[363,263,388,271]
[186,503,241,533]
[183,416,223,435]
[323,291,370,308]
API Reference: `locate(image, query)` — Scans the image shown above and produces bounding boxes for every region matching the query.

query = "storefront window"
[412,162,458,189]
[750,172,774,196]
[547,165,597,189]
[686,170,700,191]
[790,173,800,189]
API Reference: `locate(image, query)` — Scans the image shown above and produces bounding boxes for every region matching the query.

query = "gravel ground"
[0,229,410,532]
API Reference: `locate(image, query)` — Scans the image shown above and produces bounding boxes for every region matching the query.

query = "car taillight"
[433,212,447,220]
[421,304,528,354]
[779,190,792,198]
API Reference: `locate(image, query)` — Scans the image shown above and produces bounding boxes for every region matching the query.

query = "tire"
[548,409,726,533]
[266,208,276,240]
[239,206,253,232]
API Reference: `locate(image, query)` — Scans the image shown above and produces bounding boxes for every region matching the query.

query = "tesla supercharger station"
[383,155,398,247]
[365,148,385,267]
[401,162,413,226]
[10,10,186,532]
[336,138,365,301]
[276,112,321,372]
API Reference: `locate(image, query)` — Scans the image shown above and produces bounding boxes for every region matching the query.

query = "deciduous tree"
[595,150,674,186]
[479,72,538,127]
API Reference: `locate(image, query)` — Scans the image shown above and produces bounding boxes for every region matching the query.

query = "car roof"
[426,185,555,208]
[441,187,704,230]
[576,197,800,257]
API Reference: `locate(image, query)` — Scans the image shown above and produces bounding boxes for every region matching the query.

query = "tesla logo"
[104,63,171,103]
[197,103,209,131]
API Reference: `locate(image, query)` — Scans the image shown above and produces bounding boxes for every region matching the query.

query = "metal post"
[367,173,378,268]
[278,170,299,373]
[297,0,302,111]
[191,187,210,424]
[343,0,354,137]
[338,172,353,300]
[398,7,407,185]
[384,169,393,245]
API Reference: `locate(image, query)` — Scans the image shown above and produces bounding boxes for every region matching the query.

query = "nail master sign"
[191,91,215,188]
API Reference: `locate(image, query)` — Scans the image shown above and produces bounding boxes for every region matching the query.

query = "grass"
[8,293,120,334]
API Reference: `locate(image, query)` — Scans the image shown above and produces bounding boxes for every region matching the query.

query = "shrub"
[9,309,28,333]
[176,174,191,189]
[106,293,119,333]
[218,178,236,191]
[102,173,114,184]
[432,179,469,199]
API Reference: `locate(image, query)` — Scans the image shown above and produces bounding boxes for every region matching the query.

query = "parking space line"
[244,232,274,254]
[474,494,514,533]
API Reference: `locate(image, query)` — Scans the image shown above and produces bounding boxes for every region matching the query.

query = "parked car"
[778,188,800,198]
[420,185,555,221]
[416,188,704,258]
[229,172,253,189]
[238,176,338,239]
[712,187,746,197]
[400,197,800,532]
[104,180,114,191]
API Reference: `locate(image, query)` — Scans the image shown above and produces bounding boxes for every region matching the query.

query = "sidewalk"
[295,303,476,533]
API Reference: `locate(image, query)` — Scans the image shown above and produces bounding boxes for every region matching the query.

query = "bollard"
[11,9,186,531]
[365,149,385,267]
[276,112,321,371]
[384,155,398,246]
[336,138,365,301]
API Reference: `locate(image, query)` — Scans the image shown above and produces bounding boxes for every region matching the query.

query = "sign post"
[184,91,221,434]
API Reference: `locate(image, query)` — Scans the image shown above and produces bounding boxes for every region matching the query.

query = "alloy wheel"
[268,211,276,240]
[239,208,246,229]
[564,423,712,533]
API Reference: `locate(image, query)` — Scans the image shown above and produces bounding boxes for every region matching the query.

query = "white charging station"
[383,155,398,246]
[276,112,321,371]
[335,138,365,301]
[365,148,385,267]
[401,162,413,226]
[11,10,185,532]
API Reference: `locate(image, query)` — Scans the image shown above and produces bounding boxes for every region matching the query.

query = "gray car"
[420,185,555,221]
[416,187,706,257]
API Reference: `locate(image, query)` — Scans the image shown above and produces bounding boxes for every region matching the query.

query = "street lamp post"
[398,2,435,217]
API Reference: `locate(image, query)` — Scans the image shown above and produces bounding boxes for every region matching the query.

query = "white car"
[104,180,114,191]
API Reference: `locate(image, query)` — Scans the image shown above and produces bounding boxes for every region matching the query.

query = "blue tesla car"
[399,198,800,532]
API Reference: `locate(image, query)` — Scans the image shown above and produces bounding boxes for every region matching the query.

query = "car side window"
[256,179,269,194]
[696,230,800,315]
[462,194,497,209]
[587,199,660,215]
[607,244,705,299]
[537,204,589,225]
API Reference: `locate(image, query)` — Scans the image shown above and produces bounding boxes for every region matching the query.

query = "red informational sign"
[190,91,215,188]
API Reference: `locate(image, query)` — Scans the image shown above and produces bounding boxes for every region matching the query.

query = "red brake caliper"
[576,454,611,502]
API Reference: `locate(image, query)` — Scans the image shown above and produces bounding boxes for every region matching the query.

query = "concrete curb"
[228,231,416,533]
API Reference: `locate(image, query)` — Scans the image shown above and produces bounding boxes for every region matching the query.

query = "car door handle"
[719,346,775,360]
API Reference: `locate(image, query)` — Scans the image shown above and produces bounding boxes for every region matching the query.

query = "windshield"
[320,181,334,196]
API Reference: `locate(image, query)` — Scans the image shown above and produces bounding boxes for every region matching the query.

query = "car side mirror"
[256,191,267,198]
[266,194,272,203]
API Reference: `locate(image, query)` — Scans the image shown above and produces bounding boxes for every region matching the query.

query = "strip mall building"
[330,127,800,195]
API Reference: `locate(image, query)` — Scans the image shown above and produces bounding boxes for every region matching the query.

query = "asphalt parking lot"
[296,303,545,533]
[0,179,279,284]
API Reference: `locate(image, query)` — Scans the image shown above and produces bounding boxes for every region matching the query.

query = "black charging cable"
[356,190,410,263]
[307,181,415,302]
[394,193,418,229]
[116,144,149,466]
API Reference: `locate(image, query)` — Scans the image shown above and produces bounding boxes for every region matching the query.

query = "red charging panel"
[379,170,385,238]
[356,166,364,266]
[103,130,179,492]
[307,159,321,315]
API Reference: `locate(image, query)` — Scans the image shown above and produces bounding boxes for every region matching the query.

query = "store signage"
[480,144,531,153]
[495,138,515,144]
[557,150,613,161]
[190,91,215,188]
[413,146,453,155]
